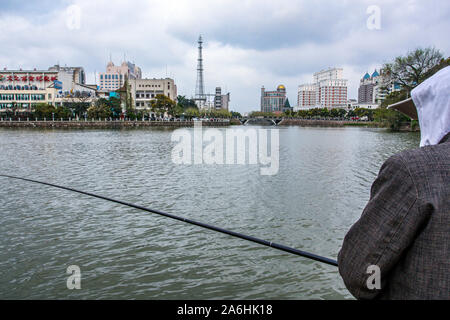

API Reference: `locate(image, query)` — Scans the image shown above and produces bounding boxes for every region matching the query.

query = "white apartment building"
[130,78,177,110]
[314,68,343,83]
[99,60,142,91]
[316,78,348,109]
[297,68,348,109]
[297,84,317,108]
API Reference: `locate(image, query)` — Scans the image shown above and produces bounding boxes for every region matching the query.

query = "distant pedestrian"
[338,66,450,299]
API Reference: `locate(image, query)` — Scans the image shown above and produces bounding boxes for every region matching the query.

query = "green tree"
[296,110,309,118]
[151,94,176,118]
[376,48,448,130]
[87,99,113,119]
[347,110,356,118]
[375,90,410,130]
[126,105,137,120]
[172,104,184,117]
[33,103,71,120]
[56,106,71,119]
[109,97,122,117]
[338,109,347,118]
[374,107,409,131]
[70,102,90,118]
[311,108,330,118]
[380,90,408,108]
[230,111,242,118]
[34,103,55,119]
[383,47,443,94]
[177,95,197,110]
[422,56,450,80]
[213,109,232,118]
[329,108,340,118]
[185,107,200,119]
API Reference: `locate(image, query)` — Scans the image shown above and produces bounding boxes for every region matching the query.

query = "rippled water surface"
[0,126,419,299]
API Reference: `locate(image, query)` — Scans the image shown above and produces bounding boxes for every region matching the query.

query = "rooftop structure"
[99,60,142,92]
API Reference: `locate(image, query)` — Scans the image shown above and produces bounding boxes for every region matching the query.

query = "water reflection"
[0,126,419,299]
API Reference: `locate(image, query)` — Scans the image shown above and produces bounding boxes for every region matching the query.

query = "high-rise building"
[261,85,287,113]
[297,84,317,108]
[358,69,397,108]
[297,67,348,109]
[214,87,221,109]
[314,68,343,83]
[214,87,230,111]
[99,60,142,91]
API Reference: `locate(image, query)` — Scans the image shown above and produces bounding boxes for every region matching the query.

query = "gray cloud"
[0,0,449,113]
[166,1,368,51]
[0,0,69,14]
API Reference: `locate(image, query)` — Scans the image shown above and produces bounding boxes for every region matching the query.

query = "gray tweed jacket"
[338,133,449,300]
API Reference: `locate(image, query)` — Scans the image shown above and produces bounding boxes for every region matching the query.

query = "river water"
[0,126,419,299]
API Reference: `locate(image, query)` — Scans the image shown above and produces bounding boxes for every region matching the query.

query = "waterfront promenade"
[0,119,232,128]
[278,118,382,127]
[0,118,409,129]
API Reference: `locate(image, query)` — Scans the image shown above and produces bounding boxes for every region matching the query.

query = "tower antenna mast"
[195,35,205,100]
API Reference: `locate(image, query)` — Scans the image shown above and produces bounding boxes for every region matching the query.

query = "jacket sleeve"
[337,154,427,300]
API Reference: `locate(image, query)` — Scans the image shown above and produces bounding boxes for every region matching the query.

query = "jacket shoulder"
[390,143,450,198]
[394,142,450,170]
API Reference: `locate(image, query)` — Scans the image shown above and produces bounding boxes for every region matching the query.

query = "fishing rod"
[0,174,338,267]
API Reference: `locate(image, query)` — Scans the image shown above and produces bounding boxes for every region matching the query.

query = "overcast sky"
[1,0,449,113]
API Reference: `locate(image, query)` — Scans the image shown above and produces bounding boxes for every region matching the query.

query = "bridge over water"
[239,118,283,126]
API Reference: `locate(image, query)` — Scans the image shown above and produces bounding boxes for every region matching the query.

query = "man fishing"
[338,66,450,300]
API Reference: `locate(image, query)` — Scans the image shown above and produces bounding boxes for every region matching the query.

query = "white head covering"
[411,66,450,147]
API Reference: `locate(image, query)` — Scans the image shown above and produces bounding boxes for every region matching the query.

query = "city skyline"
[1,0,449,112]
